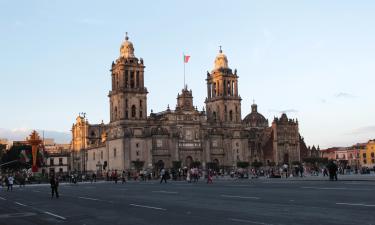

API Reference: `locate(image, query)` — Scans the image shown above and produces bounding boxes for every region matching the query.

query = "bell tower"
[205,47,241,124]
[109,33,148,123]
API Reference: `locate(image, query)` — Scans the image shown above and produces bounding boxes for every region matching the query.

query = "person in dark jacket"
[50,174,59,198]
[327,160,338,181]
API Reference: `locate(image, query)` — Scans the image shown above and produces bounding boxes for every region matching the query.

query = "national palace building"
[70,35,319,173]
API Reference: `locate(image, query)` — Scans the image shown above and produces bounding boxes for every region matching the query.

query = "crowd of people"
[2,160,375,191]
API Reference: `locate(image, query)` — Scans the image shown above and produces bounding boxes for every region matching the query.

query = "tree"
[0,144,6,161]
[292,161,301,166]
[172,161,182,170]
[236,161,250,168]
[1,144,32,171]
[251,161,263,169]
[191,161,201,168]
[132,160,145,171]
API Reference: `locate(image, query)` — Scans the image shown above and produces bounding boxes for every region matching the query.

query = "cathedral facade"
[71,35,316,173]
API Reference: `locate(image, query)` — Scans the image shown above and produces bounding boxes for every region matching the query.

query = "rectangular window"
[59,158,63,166]
[93,152,96,161]
[101,151,103,160]
[50,158,54,166]
[363,153,367,158]
[114,148,117,157]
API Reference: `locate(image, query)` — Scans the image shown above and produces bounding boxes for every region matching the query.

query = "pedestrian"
[207,170,213,184]
[50,174,59,199]
[113,170,118,184]
[186,171,191,183]
[122,170,126,184]
[160,168,167,183]
[7,175,14,191]
[327,160,338,181]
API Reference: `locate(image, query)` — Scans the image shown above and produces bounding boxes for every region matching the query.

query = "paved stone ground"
[0,178,374,225]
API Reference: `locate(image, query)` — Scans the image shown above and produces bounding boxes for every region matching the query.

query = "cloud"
[335,92,357,98]
[268,109,298,114]
[346,126,375,135]
[318,98,327,103]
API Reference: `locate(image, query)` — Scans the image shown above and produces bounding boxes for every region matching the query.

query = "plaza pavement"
[0,176,374,225]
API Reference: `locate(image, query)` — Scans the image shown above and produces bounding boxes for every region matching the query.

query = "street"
[0,179,374,225]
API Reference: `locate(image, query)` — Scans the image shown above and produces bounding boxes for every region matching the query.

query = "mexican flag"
[183,55,190,63]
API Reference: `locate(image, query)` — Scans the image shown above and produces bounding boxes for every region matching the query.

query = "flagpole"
[183,53,185,89]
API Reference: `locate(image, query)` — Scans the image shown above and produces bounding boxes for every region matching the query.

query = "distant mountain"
[0,128,71,144]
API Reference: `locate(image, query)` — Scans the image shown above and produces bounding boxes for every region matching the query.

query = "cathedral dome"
[214,47,228,70]
[243,103,268,128]
[120,33,135,58]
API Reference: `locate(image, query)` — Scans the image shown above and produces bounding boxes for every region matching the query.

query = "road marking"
[302,186,347,190]
[224,185,253,187]
[32,190,41,193]
[14,202,27,207]
[336,202,375,207]
[301,186,372,191]
[0,197,6,200]
[44,211,66,220]
[129,203,166,211]
[221,195,260,200]
[78,196,99,201]
[152,190,178,194]
[0,212,36,218]
[229,218,276,225]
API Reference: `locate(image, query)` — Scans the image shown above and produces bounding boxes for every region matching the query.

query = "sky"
[0,0,374,147]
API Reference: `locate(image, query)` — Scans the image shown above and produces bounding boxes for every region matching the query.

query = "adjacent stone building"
[70,35,314,173]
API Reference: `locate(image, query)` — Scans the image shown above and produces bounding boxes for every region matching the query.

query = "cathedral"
[70,35,318,173]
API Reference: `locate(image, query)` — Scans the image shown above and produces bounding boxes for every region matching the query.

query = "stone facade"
[70,35,312,173]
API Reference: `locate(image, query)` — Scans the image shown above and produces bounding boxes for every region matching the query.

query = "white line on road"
[0,197,6,200]
[301,187,347,190]
[301,186,372,191]
[229,218,276,225]
[152,190,178,194]
[221,195,260,200]
[44,211,66,220]
[78,196,99,201]
[32,190,41,193]
[224,185,253,187]
[336,202,375,207]
[14,202,27,207]
[129,203,166,211]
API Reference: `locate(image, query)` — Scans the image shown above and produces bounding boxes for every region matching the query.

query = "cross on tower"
[125,32,129,40]
[219,45,222,53]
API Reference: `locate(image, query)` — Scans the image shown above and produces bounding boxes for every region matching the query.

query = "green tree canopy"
[237,161,250,168]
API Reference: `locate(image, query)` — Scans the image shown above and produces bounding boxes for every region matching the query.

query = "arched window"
[131,105,136,118]
[229,110,233,121]
[213,111,217,121]
[113,148,117,157]
[114,107,118,119]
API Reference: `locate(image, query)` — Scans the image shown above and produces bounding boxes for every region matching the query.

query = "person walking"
[122,170,127,184]
[50,174,59,199]
[207,170,213,184]
[160,168,167,184]
[7,175,14,191]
